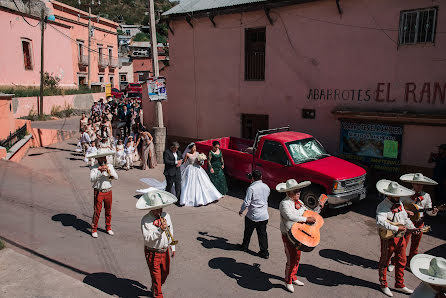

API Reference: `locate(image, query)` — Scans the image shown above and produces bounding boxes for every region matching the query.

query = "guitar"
[378,220,431,240]
[287,194,328,252]
[404,203,446,222]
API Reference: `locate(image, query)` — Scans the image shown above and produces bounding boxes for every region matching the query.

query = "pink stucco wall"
[0,9,75,87]
[0,95,15,140]
[12,92,105,118]
[160,0,446,169]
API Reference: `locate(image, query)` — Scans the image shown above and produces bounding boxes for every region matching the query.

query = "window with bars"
[399,7,438,45]
[21,39,33,70]
[245,28,266,81]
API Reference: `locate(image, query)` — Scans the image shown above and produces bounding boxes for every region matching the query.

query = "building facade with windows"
[0,0,75,87]
[157,0,446,174]
[51,0,119,87]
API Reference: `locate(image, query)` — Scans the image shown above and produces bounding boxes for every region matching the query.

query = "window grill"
[399,7,437,45]
[245,28,266,81]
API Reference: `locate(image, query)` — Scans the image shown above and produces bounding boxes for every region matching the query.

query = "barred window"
[21,39,33,70]
[245,28,266,81]
[399,7,437,45]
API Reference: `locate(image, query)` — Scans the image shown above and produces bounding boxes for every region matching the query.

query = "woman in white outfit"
[180,143,223,207]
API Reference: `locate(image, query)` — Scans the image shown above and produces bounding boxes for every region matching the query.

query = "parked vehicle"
[125,83,143,94]
[126,91,142,102]
[111,88,124,99]
[195,127,367,209]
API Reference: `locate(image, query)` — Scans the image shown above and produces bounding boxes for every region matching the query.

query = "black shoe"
[237,244,249,252]
[258,252,269,259]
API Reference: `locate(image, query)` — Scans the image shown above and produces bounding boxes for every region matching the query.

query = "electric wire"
[12,0,41,27]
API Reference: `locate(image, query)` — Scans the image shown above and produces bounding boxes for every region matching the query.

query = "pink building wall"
[51,1,119,87]
[0,8,75,87]
[160,0,446,169]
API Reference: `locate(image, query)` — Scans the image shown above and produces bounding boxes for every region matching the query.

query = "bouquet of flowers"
[197,153,207,165]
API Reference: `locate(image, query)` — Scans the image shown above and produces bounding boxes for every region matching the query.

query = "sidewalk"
[0,248,108,298]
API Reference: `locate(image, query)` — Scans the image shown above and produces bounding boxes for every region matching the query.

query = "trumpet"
[160,216,178,246]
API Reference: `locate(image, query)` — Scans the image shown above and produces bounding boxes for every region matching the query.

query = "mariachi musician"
[277,179,325,293]
[375,179,419,297]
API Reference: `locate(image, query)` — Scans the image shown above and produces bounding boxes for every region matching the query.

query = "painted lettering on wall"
[307,82,446,104]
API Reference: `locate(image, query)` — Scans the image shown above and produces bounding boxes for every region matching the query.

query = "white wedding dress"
[180,152,223,206]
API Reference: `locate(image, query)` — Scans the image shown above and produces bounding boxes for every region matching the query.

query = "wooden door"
[241,114,269,140]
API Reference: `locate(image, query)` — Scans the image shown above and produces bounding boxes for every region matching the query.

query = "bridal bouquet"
[197,153,207,165]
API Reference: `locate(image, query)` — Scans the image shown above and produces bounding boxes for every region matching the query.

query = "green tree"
[133,32,150,42]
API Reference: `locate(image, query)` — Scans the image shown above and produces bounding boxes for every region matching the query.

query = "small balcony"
[99,56,109,68]
[78,54,88,66]
[109,58,118,68]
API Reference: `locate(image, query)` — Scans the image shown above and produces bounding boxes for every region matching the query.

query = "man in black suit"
[163,142,182,199]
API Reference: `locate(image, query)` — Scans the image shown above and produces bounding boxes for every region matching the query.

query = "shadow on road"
[52,213,106,235]
[197,231,239,251]
[68,157,84,161]
[425,243,446,257]
[319,249,378,269]
[208,257,285,292]
[83,272,151,297]
[298,263,379,290]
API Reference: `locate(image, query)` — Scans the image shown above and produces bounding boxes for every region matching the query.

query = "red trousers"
[282,234,302,284]
[91,189,112,233]
[379,236,407,288]
[405,221,424,263]
[145,247,170,298]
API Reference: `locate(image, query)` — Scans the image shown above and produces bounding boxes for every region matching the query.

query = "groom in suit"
[163,142,183,199]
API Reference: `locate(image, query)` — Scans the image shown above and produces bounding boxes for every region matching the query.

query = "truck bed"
[196,137,254,152]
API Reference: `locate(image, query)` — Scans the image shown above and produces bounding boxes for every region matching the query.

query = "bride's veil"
[182,142,195,159]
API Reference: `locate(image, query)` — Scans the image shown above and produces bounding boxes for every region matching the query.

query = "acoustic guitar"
[287,194,327,252]
[403,203,446,222]
[378,220,431,240]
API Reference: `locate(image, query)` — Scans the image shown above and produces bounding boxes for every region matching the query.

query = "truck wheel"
[301,186,322,210]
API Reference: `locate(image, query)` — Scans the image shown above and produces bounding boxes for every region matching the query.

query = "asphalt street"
[0,138,445,298]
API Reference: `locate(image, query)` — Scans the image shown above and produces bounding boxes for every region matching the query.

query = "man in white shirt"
[239,170,270,259]
[138,190,177,298]
[89,152,118,238]
[376,179,418,297]
[80,127,91,154]
[277,179,324,293]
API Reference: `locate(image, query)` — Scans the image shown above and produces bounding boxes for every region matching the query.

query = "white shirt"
[239,180,270,222]
[173,152,178,164]
[279,197,309,234]
[80,132,91,144]
[401,191,436,218]
[90,164,118,190]
[376,198,415,232]
[141,212,175,252]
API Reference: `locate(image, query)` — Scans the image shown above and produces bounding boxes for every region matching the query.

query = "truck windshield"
[286,138,330,164]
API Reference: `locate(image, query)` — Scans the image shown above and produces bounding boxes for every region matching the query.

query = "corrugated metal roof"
[163,0,267,16]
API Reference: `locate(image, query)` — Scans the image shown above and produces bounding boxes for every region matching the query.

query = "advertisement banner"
[105,83,111,97]
[147,77,167,101]
[339,121,403,172]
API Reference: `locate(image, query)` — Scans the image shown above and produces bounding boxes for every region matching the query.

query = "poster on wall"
[147,77,167,101]
[339,121,403,173]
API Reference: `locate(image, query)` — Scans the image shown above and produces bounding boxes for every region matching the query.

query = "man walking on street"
[163,142,182,199]
[239,170,270,259]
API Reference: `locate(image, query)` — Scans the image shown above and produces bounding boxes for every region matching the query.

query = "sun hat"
[376,179,415,197]
[86,148,115,159]
[410,254,446,286]
[136,189,178,210]
[276,179,311,193]
[400,173,438,186]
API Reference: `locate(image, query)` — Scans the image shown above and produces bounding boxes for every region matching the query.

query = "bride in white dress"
[180,143,223,206]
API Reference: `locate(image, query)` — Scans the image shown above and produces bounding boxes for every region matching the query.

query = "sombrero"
[86,148,115,159]
[410,254,446,286]
[276,179,311,193]
[136,189,178,210]
[376,179,415,197]
[400,173,438,186]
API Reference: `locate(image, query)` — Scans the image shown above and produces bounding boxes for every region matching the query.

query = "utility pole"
[39,8,45,116]
[87,5,91,89]
[148,0,166,163]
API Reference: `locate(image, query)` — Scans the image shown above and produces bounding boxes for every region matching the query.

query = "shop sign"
[339,121,403,172]
[147,77,167,101]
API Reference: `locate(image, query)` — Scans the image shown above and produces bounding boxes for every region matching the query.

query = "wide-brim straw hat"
[410,254,446,286]
[86,148,115,159]
[400,173,438,186]
[276,179,311,193]
[136,189,178,210]
[376,179,415,197]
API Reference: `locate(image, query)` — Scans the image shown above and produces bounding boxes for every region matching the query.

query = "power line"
[12,0,41,27]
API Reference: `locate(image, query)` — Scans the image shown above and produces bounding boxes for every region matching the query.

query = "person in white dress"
[124,136,136,170]
[84,142,98,166]
[115,140,126,168]
[180,143,223,206]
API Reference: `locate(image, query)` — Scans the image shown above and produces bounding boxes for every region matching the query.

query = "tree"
[133,32,150,42]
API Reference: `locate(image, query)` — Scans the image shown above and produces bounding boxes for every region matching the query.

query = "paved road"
[0,138,445,298]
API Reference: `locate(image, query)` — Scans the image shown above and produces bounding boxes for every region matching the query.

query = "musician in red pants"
[277,179,325,293]
[376,179,419,297]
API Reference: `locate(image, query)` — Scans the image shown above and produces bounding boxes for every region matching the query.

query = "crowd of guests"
[78,97,157,170]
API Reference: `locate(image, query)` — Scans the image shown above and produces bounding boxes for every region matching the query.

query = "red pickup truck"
[196,127,367,209]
